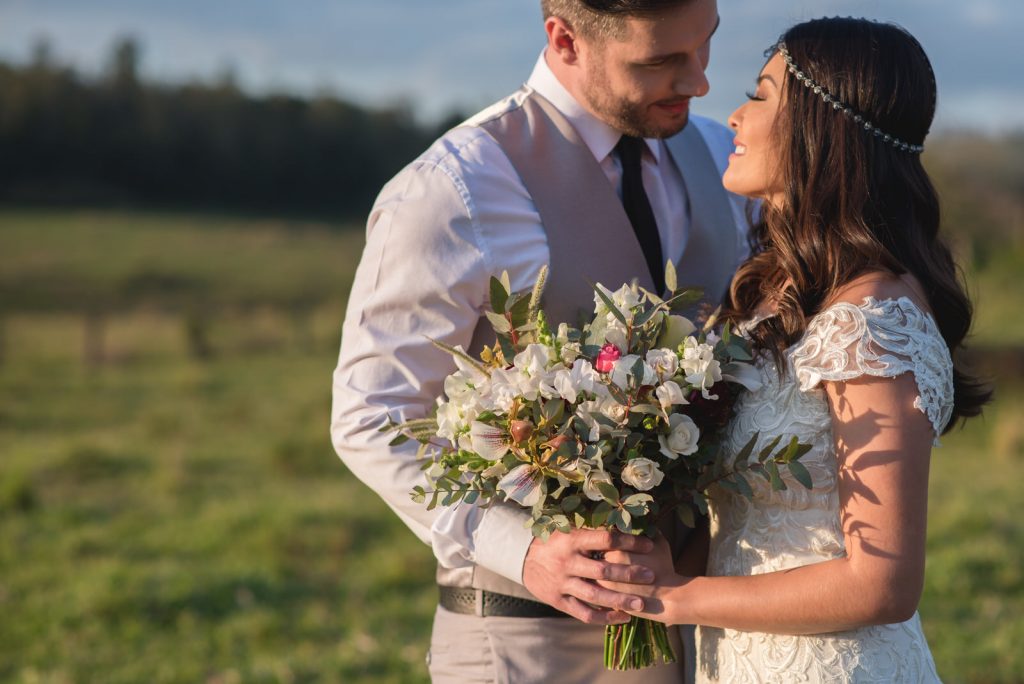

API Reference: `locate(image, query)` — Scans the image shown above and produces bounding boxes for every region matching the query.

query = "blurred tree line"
[0,37,457,218]
[0,36,1021,236]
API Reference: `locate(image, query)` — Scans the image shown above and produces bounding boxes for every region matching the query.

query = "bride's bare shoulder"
[825,271,931,315]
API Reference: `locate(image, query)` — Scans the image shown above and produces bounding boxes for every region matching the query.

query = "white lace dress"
[695,297,952,683]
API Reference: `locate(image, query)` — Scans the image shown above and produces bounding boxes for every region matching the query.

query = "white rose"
[583,469,615,501]
[621,457,665,491]
[646,348,679,379]
[658,413,700,459]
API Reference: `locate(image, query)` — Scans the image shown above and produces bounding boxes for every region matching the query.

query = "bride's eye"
[745,90,766,102]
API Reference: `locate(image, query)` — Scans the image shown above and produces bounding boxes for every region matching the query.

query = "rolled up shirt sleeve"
[331,131,541,584]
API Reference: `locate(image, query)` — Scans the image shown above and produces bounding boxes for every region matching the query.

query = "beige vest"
[438,89,740,598]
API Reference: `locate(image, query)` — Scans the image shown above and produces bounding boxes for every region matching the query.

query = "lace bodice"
[697,297,951,683]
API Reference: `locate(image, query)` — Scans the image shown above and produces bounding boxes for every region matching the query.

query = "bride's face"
[724,53,786,206]
[574,0,718,139]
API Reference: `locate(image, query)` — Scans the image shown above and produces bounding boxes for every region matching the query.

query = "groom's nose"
[674,60,710,98]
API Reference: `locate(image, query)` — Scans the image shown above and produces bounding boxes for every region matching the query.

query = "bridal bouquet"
[388,265,812,670]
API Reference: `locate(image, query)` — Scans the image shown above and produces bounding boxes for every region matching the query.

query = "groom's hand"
[522,529,655,624]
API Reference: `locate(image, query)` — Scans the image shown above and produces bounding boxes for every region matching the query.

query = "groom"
[332,0,751,681]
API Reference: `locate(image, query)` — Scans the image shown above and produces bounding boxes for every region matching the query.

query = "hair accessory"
[776,41,924,154]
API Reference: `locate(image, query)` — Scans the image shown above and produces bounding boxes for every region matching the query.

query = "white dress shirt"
[331,51,750,585]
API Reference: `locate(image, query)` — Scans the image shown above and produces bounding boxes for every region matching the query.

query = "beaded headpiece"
[776,41,924,154]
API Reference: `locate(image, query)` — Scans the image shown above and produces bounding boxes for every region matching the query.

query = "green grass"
[0,208,1021,682]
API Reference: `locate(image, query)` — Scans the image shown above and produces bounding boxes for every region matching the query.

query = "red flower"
[595,343,622,373]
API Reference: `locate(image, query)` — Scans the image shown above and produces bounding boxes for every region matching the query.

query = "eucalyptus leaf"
[664,260,678,293]
[676,504,696,528]
[758,434,784,463]
[484,310,513,334]
[388,433,410,447]
[787,460,813,489]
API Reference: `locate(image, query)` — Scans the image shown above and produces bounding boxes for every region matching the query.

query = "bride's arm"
[603,370,933,634]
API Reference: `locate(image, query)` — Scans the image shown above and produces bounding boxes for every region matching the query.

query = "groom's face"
[577,0,718,138]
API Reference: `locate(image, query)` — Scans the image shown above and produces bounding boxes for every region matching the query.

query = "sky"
[1,0,1022,132]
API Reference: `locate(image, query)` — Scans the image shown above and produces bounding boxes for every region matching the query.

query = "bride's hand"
[598,533,688,622]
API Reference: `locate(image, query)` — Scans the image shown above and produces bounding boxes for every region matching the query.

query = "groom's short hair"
[541,0,695,40]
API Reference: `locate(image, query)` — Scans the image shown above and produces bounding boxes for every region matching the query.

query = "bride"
[602,17,990,682]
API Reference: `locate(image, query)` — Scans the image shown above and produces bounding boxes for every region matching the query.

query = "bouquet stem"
[603,616,676,670]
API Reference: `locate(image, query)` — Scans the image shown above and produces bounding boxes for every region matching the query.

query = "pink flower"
[595,343,622,373]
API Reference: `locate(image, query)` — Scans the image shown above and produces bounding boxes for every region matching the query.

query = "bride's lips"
[730,139,747,158]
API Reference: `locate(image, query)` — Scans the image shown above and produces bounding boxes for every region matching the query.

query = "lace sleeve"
[789,296,955,443]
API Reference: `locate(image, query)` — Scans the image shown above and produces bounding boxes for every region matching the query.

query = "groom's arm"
[332,130,654,622]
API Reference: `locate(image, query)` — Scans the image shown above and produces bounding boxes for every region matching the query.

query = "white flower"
[582,469,615,501]
[680,338,722,397]
[621,458,665,491]
[594,283,641,320]
[498,464,544,507]
[435,401,462,442]
[575,400,603,442]
[541,359,599,404]
[655,380,688,413]
[658,413,700,459]
[603,322,629,353]
[646,348,679,379]
[513,343,552,378]
[597,396,629,424]
[560,342,582,365]
[610,354,658,389]
[469,421,509,461]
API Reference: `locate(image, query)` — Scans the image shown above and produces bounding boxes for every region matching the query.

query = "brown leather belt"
[438,586,569,618]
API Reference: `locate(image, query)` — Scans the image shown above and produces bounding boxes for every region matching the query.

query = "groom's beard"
[580,70,690,140]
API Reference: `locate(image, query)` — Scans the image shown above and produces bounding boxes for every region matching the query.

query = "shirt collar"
[526,50,662,165]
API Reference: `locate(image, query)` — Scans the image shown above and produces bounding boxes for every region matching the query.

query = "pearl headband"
[776,41,924,154]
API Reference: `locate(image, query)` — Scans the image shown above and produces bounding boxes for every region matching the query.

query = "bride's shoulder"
[822,271,932,317]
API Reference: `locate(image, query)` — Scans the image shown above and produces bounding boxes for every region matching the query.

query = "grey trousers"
[428,605,691,684]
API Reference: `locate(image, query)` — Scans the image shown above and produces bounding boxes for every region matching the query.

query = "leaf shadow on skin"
[831,391,905,563]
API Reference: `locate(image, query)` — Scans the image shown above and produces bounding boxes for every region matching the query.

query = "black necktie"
[615,135,665,294]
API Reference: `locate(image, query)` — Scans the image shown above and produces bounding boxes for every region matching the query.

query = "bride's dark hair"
[722,17,990,428]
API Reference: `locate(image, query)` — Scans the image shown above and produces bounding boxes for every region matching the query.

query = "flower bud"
[509,420,534,444]
[595,343,622,373]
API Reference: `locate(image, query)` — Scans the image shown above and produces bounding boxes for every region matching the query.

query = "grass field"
[1,208,1022,683]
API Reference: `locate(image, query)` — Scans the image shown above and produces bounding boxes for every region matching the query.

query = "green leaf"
[734,432,760,466]
[490,275,509,314]
[619,507,632,530]
[561,495,582,513]
[663,287,704,312]
[734,474,754,499]
[508,295,532,328]
[592,501,613,527]
[388,432,410,447]
[596,481,620,504]
[758,434,784,463]
[411,486,426,503]
[676,504,696,528]
[664,260,678,293]
[630,357,646,385]
[484,310,513,334]
[767,461,787,491]
[787,460,813,489]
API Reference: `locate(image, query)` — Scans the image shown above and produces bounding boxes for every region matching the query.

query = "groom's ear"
[545,16,581,65]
